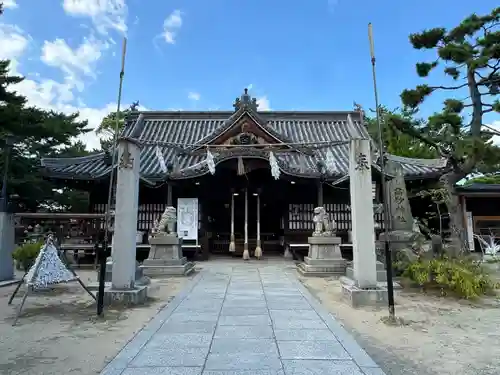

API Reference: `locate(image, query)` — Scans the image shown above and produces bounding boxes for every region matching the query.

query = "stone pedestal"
[0,213,15,283]
[297,236,346,276]
[141,234,194,276]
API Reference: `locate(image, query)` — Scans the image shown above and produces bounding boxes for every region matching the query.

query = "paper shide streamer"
[205,148,216,175]
[155,146,167,173]
[269,151,280,180]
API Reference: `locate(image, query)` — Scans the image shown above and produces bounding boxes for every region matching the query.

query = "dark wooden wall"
[88,173,384,234]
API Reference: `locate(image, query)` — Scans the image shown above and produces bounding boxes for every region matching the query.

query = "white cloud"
[0,22,117,150]
[162,10,182,44]
[256,96,271,111]
[0,24,29,61]
[62,0,127,35]
[188,91,200,101]
[41,37,108,89]
[2,0,18,9]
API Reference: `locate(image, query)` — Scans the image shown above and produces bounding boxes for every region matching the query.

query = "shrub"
[12,242,42,271]
[403,257,497,298]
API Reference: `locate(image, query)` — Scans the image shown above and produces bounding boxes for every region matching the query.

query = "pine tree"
[388,7,500,251]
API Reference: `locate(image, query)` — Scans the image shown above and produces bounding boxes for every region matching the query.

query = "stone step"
[346,266,387,282]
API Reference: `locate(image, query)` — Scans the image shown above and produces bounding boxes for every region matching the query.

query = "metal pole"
[368,23,396,321]
[98,37,128,316]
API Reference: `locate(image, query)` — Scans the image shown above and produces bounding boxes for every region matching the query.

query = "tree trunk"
[439,172,467,256]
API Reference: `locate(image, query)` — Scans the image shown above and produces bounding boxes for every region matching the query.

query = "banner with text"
[177,198,199,240]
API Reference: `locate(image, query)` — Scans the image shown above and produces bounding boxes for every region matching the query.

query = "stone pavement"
[101,261,386,375]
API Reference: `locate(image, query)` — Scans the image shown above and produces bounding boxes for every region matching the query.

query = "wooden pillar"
[243,188,250,260]
[167,183,173,206]
[317,181,324,207]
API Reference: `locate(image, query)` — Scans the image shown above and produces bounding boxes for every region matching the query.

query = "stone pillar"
[112,138,141,290]
[379,159,422,256]
[340,139,389,308]
[0,212,15,282]
[348,139,377,288]
[385,160,412,231]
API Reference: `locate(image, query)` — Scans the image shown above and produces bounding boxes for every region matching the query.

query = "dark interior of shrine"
[175,158,318,254]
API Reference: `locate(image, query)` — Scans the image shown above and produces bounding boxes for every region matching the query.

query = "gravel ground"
[300,276,500,375]
[0,269,193,375]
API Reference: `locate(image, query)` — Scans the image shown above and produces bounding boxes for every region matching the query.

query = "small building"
[40,90,446,258]
[456,183,500,251]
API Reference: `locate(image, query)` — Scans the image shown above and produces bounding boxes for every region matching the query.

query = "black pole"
[97,37,127,317]
[96,233,107,316]
[369,23,396,321]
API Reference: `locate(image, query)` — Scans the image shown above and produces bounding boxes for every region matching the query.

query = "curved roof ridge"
[41,152,106,167]
[386,154,447,168]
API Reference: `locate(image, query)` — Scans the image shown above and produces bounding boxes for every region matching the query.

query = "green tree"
[361,105,439,159]
[388,7,500,251]
[0,60,91,211]
[96,101,139,149]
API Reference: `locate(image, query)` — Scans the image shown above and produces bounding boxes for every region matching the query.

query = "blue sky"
[0,0,498,148]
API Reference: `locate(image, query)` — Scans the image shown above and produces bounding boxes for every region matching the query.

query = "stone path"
[101,262,386,375]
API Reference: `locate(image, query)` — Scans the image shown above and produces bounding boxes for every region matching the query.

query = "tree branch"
[431,83,469,90]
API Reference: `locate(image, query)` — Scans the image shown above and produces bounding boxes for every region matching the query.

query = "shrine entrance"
[197,158,287,256]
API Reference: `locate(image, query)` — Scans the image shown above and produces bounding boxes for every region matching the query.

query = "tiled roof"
[41,108,448,182]
[385,154,448,180]
[455,183,500,193]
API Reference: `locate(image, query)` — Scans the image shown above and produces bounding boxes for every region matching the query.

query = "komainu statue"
[151,206,177,237]
[312,206,336,236]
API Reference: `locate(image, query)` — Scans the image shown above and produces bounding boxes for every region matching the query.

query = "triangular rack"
[8,235,96,326]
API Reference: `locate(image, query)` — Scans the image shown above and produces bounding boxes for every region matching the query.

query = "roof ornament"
[233,88,259,112]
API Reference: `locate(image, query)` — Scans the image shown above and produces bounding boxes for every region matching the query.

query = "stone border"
[99,272,203,375]
[286,272,387,375]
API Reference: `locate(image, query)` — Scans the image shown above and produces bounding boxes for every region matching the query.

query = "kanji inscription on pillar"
[355,152,370,171]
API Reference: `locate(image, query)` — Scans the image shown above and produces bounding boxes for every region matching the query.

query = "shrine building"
[40,89,447,259]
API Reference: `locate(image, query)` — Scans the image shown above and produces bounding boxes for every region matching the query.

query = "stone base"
[103,260,150,286]
[340,276,388,308]
[0,278,19,288]
[297,257,346,277]
[141,258,195,276]
[98,285,148,306]
[346,261,387,282]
